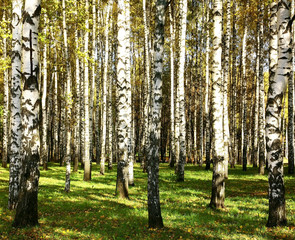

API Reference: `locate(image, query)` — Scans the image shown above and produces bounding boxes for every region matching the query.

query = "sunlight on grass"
[0,163,294,239]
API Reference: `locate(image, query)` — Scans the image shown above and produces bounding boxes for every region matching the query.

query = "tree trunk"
[230,0,237,169]
[2,9,8,169]
[13,0,41,227]
[169,4,176,168]
[62,0,72,192]
[147,0,165,229]
[266,0,289,227]
[74,1,80,172]
[84,0,91,181]
[209,0,225,209]
[223,0,231,178]
[101,0,113,175]
[8,0,23,210]
[242,1,248,171]
[204,0,211,170]
[176,0,187,182]
[41,14,48,171]
[289,0,295,174]
[258,2,266,175]
[142,0,151,172]
[116,0,132,198]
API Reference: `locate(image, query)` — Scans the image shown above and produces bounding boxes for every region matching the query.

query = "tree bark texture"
[13,0,41,227]
[266,0,289,227]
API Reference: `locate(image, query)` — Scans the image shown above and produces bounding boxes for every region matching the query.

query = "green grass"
[0,163,294,239]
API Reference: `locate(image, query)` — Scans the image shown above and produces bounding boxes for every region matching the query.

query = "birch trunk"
[89,0,97,165]
[242,2,248,171]
[74,2,80,172]
[147,0,165,229]
[266,0,289,227]
[116,0,132,198]
[288,0,295,174]
[223,0,231,177]
[231,0,237,168]
[176,0,187,182]
[62,0,72,192]
[53,38,59,164]
[8,0,23,210]
[258,2,266,175]
[252,11,261,168]
[209,0,225,209]
[142,0,151,172]
[84,0,91,181]
[169,4,176,168]
[101,0,113,175]
[2,10,8,169]
[125,2,134,186]
[41,14,48,170]
[205,1,211,170]
[13,0,41,227]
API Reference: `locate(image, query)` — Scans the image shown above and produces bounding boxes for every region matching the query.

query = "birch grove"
[0,0,295,230]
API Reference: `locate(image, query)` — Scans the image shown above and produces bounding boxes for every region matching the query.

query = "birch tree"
[265,0,289,227]
[101,0,113,175]
[242,1,248,171]
[62,0,72,192]
[288,0,295,174]
[2,9,8,169]
[84,0,91,181]
[13,0,41,227]
[209,0,225,209]
[147,0,165,229]
[116,0,132,198]
[176,0,187,182]
[8,0,23,210]
[41,13,48,170]
[258,2,266,175]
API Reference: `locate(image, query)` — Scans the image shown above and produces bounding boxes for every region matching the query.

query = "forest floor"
[0,162,295,240]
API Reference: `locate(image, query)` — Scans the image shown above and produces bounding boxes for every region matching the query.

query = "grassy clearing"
[0,163,294,239]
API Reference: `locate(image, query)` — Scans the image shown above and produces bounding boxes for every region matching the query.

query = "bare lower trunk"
[13,0,41,227]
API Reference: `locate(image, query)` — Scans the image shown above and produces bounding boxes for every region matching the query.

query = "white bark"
[13,0,41,227]
[9,0,23,210]
[84,0,91,181]
[176,0,187,182]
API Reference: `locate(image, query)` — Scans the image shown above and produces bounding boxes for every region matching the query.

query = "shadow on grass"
[0,162,294,239]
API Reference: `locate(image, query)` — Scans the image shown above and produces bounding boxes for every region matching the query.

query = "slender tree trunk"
[223,0,231,178]
[13,0,41,227]
[108,41,114,170]
[2,9,8,169]
[147,0,165,229]
[41,14,48,171]
[169,4,176,168]
[89,0,97,165]
[209,0,225,209]
[242,1,248,171]
[205,0,211,170]
[176,0,187,182]
[266,0,289,227]
[74,2,80,172]
[62,0,72,192]
[231,0,237,168]
[258,2,266,175]
[84,0,91,181]
[142,0,151,172]
[252,10,260,168]
[116,0,132,198]
[289,0,295,174]
[101,0,113,175]
[8,0,23,210]
[53,38,59,164]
